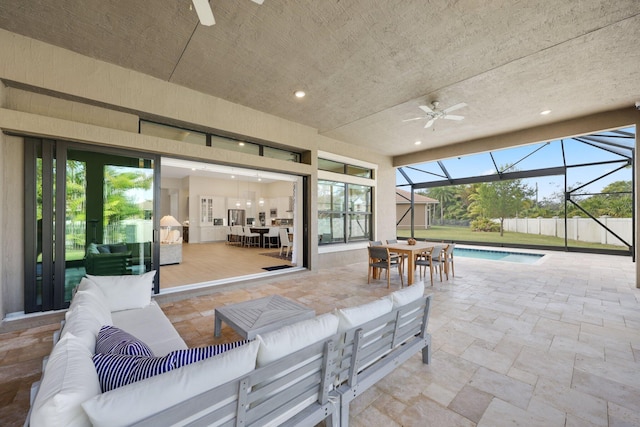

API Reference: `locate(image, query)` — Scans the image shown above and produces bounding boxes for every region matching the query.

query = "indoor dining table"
[380,241,437,285]
[250,227,270,247]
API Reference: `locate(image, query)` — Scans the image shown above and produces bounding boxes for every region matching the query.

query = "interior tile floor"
[2,249,639,426]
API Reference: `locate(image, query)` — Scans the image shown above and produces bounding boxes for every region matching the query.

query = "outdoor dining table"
[380,241,438,285]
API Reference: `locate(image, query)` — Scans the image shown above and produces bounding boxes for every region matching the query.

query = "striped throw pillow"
[95,325,154,357]
[93,353,175,392]
[92,340,250,392]
[169,340,250,368]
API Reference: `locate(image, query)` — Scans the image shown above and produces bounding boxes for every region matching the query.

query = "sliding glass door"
[24,139,158,313]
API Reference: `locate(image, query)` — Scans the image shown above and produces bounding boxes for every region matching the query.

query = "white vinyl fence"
[502,216,631,247]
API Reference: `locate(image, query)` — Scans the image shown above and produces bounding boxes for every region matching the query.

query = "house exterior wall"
[0,29,394,316]
[396,204,429,230]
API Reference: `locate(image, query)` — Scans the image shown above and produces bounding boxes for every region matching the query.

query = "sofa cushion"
[93,353,175,392]
[256,313,339,367]
[391,280,425,308]
[86,271,155,312]
[335,297,393,333]
[95,325,154,357]
[96,244,111,254]
[111,301,187,357]
[86,242,100,255]
[82,340,260,427]
[109,243,129,253]
[30,333,101,427]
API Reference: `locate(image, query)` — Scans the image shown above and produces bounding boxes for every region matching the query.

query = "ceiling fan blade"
[424,119,435,129]
[192,0,215,26]
[251,0,265,4]
[443,114,465,121]
[402,117,425,122]
[419,105,434,114]
[442,102,467,113]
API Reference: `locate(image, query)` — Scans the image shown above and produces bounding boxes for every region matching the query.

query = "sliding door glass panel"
[64,156,87,301]
[25,141,157,313]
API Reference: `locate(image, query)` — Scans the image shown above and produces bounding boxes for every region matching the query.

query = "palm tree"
[426,186,456,225]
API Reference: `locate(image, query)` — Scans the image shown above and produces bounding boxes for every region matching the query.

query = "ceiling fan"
[192,0,264,26]
[403,101,467,129]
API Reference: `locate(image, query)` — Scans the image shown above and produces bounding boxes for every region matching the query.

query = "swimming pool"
[453,247,544,264]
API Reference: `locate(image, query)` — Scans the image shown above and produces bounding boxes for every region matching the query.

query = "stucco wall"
[0,29,395,315]
[1,134,24,315]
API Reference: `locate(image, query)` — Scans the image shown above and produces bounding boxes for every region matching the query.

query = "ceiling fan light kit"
[193,0,264,26]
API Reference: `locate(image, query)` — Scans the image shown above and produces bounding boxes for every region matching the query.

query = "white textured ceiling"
[0,0,638,158]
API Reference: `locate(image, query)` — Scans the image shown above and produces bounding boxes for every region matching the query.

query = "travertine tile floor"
[2,249,640,426]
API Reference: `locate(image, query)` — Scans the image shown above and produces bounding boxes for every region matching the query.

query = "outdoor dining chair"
[368,245,404,289]
[385,238,406,264]
[415,244,446,285]
[443,243,455,279]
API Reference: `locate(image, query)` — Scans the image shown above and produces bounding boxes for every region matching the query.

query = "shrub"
[470,218,500,232]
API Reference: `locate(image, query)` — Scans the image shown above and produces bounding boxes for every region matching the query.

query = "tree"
[103,166,153,226]
[567,180,632,218]
[426,186,456,224]
[468,178,533,236]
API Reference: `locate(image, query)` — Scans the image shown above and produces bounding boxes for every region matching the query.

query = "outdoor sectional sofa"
[27,271,432,426]
[84,242,152,276]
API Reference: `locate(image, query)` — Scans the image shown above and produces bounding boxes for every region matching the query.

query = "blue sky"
[397,127,635,200]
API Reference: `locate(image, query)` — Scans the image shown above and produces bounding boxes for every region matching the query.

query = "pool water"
[453,247,544,264]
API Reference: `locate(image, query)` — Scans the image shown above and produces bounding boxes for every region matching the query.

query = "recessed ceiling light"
[294,90,306,98]
[231,175,235,179]
[540,110,551,115]
[414,141,422,145]
[238,142,245,146]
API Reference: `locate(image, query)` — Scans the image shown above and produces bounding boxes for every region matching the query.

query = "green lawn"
[397,226,626,251]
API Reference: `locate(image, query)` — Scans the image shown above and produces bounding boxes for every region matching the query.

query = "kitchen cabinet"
[200,226,228,242]
[200,196,226,226]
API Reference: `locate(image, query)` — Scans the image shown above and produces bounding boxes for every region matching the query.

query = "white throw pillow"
[256,313,339,367]
[86,271,156,312]
[76,277,106,299]
[62,290,113,351]
[391,281,425,308]
[30,334,101,427]
[335,297,393,333]
[82,340,260,427]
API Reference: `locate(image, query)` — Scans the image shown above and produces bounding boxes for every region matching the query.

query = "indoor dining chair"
[279,228,293,257]
[243,227,260,247]
[263,227,280,248]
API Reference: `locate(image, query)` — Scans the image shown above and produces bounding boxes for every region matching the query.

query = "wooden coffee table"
[214,295,315,340]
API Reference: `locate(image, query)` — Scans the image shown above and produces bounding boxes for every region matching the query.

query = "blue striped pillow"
[169,340,250,368]
[93,353,175,392]
[93,340,250,391]
[95,325,154,357]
